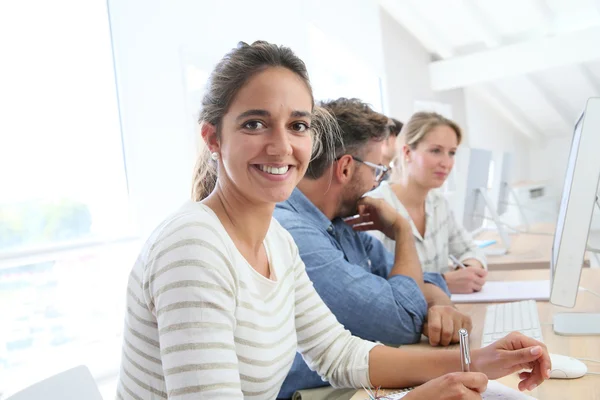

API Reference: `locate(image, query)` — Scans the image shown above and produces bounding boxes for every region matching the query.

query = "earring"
[210,152,219,161]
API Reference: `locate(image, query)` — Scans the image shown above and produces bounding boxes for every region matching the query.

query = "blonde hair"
[191,41,340,201]
[390,111,462,182]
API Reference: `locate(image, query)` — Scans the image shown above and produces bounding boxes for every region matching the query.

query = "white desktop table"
[352,268,600,400]
[475,223,591,271]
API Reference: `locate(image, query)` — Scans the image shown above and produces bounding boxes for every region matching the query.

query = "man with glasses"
[335,155,390,182]
[274,98,471,399]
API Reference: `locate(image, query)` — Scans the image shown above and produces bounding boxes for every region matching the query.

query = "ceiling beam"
[378,0,453,59]
[532,0,555,35]
[429,25,600,91]
[462,0,500,48]
[469,84,543,143]
[580,64,600,96]
[526,74,575,130]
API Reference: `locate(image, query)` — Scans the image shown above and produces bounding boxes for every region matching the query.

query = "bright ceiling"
[380,0,600,139]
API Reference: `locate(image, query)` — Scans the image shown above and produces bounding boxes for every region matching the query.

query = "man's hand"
[423,305,472,346]
[344,196,407,239]
[443,268,487,294]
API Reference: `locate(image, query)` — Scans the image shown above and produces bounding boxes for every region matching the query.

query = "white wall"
[529,136,571,198]
[108,0,386,236]
[529,134,600,232]
[464,88,543,225]
[378,8,468,136]
[464,88,532,183]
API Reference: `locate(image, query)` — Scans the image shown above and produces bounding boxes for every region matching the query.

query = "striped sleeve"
[289,235,379,389]
[146,221,244,399]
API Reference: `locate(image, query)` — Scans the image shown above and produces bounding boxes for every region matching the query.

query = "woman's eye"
[291,122,310,132]
[450,151,456,157]
[243,121,265,130]
[431,148,441,154]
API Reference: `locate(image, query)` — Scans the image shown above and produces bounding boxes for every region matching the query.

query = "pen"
[459,328,471,372]
[449,255,467,269]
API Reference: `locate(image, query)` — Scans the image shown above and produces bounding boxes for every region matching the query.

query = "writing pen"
[459,328,471,372]
[449,254,467,269]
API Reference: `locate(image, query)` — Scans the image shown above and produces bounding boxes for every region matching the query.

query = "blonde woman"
[117,43,550,400]
[368,112,487,294]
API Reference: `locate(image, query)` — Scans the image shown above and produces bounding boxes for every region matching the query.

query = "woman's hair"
[191,40,338,201]
[391,111,462,181]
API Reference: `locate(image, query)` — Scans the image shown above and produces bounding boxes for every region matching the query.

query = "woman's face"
[405,125,458,189]
[209,67,314,205]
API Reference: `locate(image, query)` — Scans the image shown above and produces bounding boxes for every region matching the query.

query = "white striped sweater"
[117,202,377,399]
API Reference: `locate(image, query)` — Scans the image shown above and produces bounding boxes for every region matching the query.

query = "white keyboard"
[481,299,544,347]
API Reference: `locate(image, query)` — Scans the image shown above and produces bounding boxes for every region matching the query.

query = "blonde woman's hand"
[443,268,487,293]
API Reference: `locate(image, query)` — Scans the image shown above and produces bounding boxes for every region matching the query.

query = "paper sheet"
[382,380,537,399]
[451,280,550,303]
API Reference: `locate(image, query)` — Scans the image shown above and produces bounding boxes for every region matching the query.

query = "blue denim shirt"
[274,188,450,399]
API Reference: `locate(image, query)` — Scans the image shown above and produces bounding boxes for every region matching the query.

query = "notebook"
[450,280,550,303]
[376,380,537,399]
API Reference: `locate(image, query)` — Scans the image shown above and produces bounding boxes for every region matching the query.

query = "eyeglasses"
[336,155,389,182]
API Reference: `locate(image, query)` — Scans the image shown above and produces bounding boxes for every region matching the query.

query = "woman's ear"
[402,144,411,163]
[200,123,220,153]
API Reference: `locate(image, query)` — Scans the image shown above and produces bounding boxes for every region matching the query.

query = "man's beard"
[338,180,364,218]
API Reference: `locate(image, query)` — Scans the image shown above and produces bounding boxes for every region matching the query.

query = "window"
[0,0,135,395]
[182,63,210,150]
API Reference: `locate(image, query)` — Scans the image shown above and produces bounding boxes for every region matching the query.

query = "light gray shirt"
[367,182,487,274]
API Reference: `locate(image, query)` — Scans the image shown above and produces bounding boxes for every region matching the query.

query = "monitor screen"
[497,153,513,216]
[551,113,584,278]
[550,100,600,308]
[462,148,492,232]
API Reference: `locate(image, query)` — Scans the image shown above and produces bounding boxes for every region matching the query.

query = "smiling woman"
[202,67,315,206]
[116,42,552,400]
[117,41,365,400]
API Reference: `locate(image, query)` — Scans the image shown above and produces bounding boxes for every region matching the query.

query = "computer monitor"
[462,148,492,232]
[496,152,513,216]
[462,148,511,254]
[550,97,600,335]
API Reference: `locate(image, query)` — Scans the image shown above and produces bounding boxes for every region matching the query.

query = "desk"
[352,269,600,400]
[475,222,591,271]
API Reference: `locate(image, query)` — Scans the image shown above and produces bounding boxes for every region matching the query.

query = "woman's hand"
[462,259,484,270]
[471,332,551,392]
[443,268,487,293]
[404,372,488,400]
